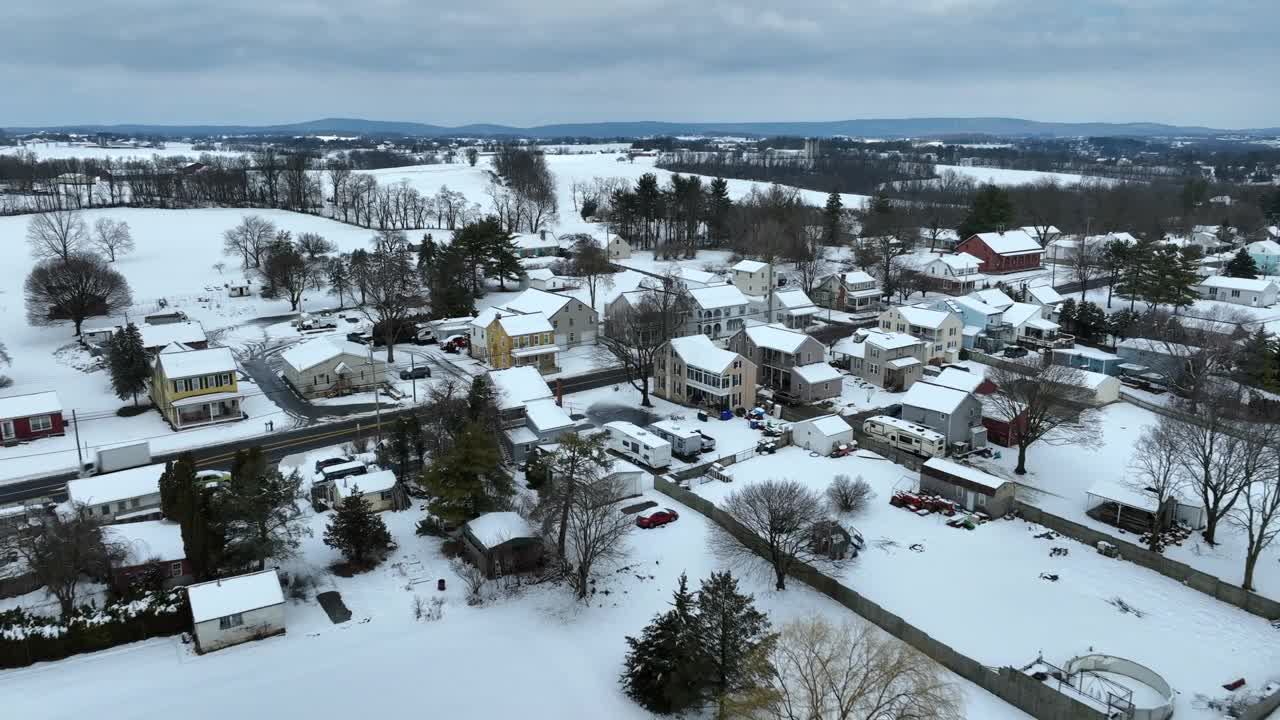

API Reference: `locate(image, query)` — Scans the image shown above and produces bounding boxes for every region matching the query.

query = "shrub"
[827,474,874,515]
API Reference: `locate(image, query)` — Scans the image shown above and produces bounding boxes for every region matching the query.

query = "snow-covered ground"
[935,164,1117,187]
[0,448,1030,720]
[1,141,242,162]
[691,446,1280,719]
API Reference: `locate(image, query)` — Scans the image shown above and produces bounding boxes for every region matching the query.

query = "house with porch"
[687,284,750,339]
[653,334,757,411]
[280,339,388,398]
[769,288,820,329]
[955,230,1044,274]
[1002,302,1069,350]
[0,390,65,446]
[813,271,881,316]
[488,366,555,428]
[928,295,1009,351]
[504,398,578,463]
[969,288,1015,312]
[728,324,834,403]
[501,288,599,350]
[151,347,244,430]
[731,259,773,296]
[921,253,985,295]
[878,305,963,363]
[831,330,927,391]
[485,313,559,372]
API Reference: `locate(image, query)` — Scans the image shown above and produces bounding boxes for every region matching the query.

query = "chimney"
[539,229,546,240]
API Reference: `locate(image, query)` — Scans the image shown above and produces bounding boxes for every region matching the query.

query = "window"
[130,498,141,509]
[170,562,183,577]
[568,317,574,327]
[29,415,53,432]
[118,502,128,513]
[553,320,559,328]
[219,613,245,630]
[100,505,110,516]
[1231,289,1241,298]
[380,490,392,500]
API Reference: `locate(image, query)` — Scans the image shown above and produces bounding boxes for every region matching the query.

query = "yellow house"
[486,313,559,373]
[150,346,244,430]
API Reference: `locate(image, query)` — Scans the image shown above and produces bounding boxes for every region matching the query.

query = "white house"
[921,253,985,295]
[1248,240,1280,275]
[688,284,750,339]
[606,235,632,259]
[512,231,560,258]
[791,414,854,456]
[731,259,773,296]
[280,339,388,398]
[1001,302,1064,348]
[186,569,286,653]
[669,266,724,289]
[525,267,571,291]
[770,288,819,328]
[969,288,1015,312]
[67,462,166,522]
[878,305,963,363]
[331,468,400,512]
[1196,275,1278,308]
[1025,285,1064,313]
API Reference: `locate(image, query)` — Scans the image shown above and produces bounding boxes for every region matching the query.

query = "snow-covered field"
[935,164,1117,187]
[692,446,1280,719]
[0,446,1030,720]
[1,141,241,162]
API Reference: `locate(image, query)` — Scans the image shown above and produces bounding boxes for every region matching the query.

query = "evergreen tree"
[1057,297,1077,330]
[620,574,704,715]
[706,177,732,246]
[323,487,392,568]
[1108,309,1139,342]
[106,322,150,406]
[1101,239,1130,308]
[484,226,523,291]
[1116,236,1156,312]
[1075,302,1108,343]
[466,375,496,423]
[822,189,843,245]
[386,416,419,477]
[1224,248,1259,279]
[1167,246,1203,310]
[428,243,475,318]
[219,447,308,571]
[956,184,1014,240]
[327,256,351,309]
[1236,328,1277,390]
[161,454,225,581]
[417,233,437,279]
[695,571,776,719]
[421,422,511,526]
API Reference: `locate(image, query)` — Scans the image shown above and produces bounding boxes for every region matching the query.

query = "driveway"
[236,339,394,425]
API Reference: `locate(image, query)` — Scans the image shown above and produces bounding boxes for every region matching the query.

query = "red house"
[955,230,1044,274]
[0,391,66,446]
[102,520,194,591]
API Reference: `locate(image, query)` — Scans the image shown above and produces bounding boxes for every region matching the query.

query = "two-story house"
[928,295,1010,351]
[653,334,757,411]
[900,380,986,448]
[770,288,819,329]
[688,284,750,339]
[830,330,927,391]
[151,346,243,430]
[921,253,985,295]
[813,271,881,316]
[728,324,839,403]
[878,306,963,363]
[1247,240,1280,275]
[731,260,772,296]
[1002,302,1068,350]
[955,230,1044,274]
[485,313,559,372]
[502,288,600,349]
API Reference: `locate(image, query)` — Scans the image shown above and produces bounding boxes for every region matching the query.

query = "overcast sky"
[4,0,1276,129]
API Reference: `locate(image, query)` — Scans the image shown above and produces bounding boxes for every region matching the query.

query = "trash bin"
[719,409,733,421]
[697,411,708,422]
[437,578,447,591]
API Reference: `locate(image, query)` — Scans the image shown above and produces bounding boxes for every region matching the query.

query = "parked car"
[443,334,469,349]
[399,366,432,380]
[1003,346,1029,358]
[346,331,371,345]
[636,508,679,529]
[314,455,355,475]
[756,440,778,455]
[415,328,437,345]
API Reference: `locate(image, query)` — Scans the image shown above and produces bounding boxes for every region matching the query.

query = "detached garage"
[792,414,854,456]
[187,569,286,653]
[920,458,1017,517]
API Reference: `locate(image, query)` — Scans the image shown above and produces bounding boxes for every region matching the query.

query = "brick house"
[955,230,1044,274]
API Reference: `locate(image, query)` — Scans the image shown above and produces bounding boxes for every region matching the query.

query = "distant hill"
[7,116,1279,139]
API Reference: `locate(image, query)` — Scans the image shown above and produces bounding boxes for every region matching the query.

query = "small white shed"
[186,569,286,653]
[791,414,854,456]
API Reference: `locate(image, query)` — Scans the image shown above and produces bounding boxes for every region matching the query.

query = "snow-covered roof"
[948,295,1002,317]
[139,321,207,349]
[171,390,242,408]
[0,390,61,420]
[926,368,983,393]
[281,338,370,372]
[670,334,738,374]
[888,356,921,369]
[1002,302,1047,329]
[896,306,954,329]
[605,421,670,449]
[495,312,554,336]
[525,267,554,281]
[649,419,701,440]
[103,520,185,566]
[511,344,560,359]
[830,336,864,359]
[466,511,537,548]
[67,463,164,507]
[670,267,722,286]
[335,469,397,496]
[930,253,982,271]
[689,284,748,310]
[524,398,575,432]
[1249,239,1280,255]
[1117,338,1203,356]
[799,414,852,437]
[732,259,768,273]
[488,366,553,410]
[967,230,1044,256]
[1053,346,1121,361]
[1063,368,1116,391]
[924,458,1008,491]
[1023,316,1060,332]
[504,288,575,317]
[772,288,814,310]
[511,233,559,250]
[864,330,922,351]
[471,306,504,329]
[828,270,876,286]
[1019,225,1061,238]
[1199,275,1277,293]
[506,426,538,445]
[1087,479,1159,513]
[792,362,842,384]
[186,569,284,624]
[1027,285,1064,305]
[969,288,1015,310]
[156,346,236,379]
[742,324,810,353]
[903,381,971,414]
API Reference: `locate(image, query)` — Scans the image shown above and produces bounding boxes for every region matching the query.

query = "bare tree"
[361,230,420,363]
[563,233,616,311]
[90,217,134,262]
[827,474,874,516]
[296,232,335,259]
[766,617,964,720]
[1164,399,1253,545]
[601,281,689,407]
[24,252,133,336]
[563,477,633,600]
[0,340,12,389]
[713,478,842,590]
[3,505,124,617]
[27,208,87,262]
[221,215,277,269]
[1068,240,1106,301]
[449,557,489,605]
[788,226,830,295]
[983,359,1101,474]
[534,431,614,564]
[1229,426,1280,590]
[1127,422,1185,550]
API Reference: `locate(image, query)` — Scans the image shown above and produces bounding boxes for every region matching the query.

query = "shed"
[331,469,402,512]
[462,512,544,578]
[186,569,286,653]
[1084,480,1173,534]
[791,414,854,456]
[604,458,653,497]
[920,458,1016,517]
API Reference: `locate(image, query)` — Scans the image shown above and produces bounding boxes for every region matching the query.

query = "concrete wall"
[1015,501,1280,621]
[655,476,1109,720]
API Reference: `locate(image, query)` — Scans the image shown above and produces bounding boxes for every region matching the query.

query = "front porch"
[511,345,560,374]
[1019,330,1075,351]
[170,391,245,430]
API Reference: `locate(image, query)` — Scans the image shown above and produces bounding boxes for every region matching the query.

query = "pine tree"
[1057,297,1077,331]
[956,184,1014,240]
[1168,246,1203,310]
[620,574,704,715]
[1101,239,1129,308]
[695,571,776,719]
[467,375,496,422]
[324,488,392,568]
[421,422,511,526]
[1117,236,1155,312]
[427,243,475,318]
[106,322,150,406]
[706,177,732,246]
[220,447,308,571]
[1224,248,1259,279]
[823,189,843,245]
[1236,328,1277,389]
[161,454,225,581]
[485,227,523,291]
[1075,302,1107,343]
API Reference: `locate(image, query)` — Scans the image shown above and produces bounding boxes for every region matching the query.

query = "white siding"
[193,602,285,653]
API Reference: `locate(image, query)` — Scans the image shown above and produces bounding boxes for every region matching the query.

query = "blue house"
[929,295,1008,350]
[1051,346,1125,376]
[1247,240,1280,275]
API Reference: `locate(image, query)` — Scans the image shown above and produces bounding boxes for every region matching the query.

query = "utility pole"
[410,354,417,404]
[72,409,84,474]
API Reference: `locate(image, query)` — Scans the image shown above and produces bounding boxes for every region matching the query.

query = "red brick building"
[0,390,66,446]
[955,230,1044,274]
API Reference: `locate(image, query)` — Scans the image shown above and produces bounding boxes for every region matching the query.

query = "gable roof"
[689,284,748,310]
[946,295,1002,317]
[895,305,954,329]
[1019,225,1061,238]
[504,287,576,316]
[670,334,739,374]
[139,321,207,349]
[67,462,164,506]
[466,512,537,548]
[670,267,722,286]
[156,346,236,379]
[772,288,815,309]
[903,381,971,414]
[827,270,876,286]
[1002,302,1049,329]
[495,312,554,336]
[863,330,923,351]
[103,520,185,565]
[1026,285,1064,305]
[926,367,983,393]
[526,267,555,281]
[930,253,982,271]
[281,338,370,372]
[1248,239,1280,255]
[186,570,284,624]
[792,362,843,384]
[511,233,559,250]
[967,230,1043,256]
[732,259,769,273]
[969,288,1015,310]
[1199,275,1277,293]
[488,366,553,410]
[801,414,852,437]
[742,324,812,354]
[0,390,61,421]
[924,458,1007,491]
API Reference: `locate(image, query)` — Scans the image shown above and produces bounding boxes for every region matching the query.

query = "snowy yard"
[934,164,1118,187]
[691,446,1280,719]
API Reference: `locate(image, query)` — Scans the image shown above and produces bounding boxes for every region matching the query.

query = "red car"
[636,508,679,529]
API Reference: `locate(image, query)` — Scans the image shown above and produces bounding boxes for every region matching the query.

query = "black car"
[314,455,354,474]
[400,366,432,380]
[1003,346,1029,358]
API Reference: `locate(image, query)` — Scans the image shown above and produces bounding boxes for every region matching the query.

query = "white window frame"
[219,613,245,630]
[28,415,53,432]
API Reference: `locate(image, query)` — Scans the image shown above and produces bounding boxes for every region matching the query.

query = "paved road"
[237,338,388,423]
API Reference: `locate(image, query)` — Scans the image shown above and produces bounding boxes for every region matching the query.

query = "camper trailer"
[605,421,673,470]
[648,420,715,459]
[862,416,947,458]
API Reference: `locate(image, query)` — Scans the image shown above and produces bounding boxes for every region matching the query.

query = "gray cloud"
[3,0,1277,127]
